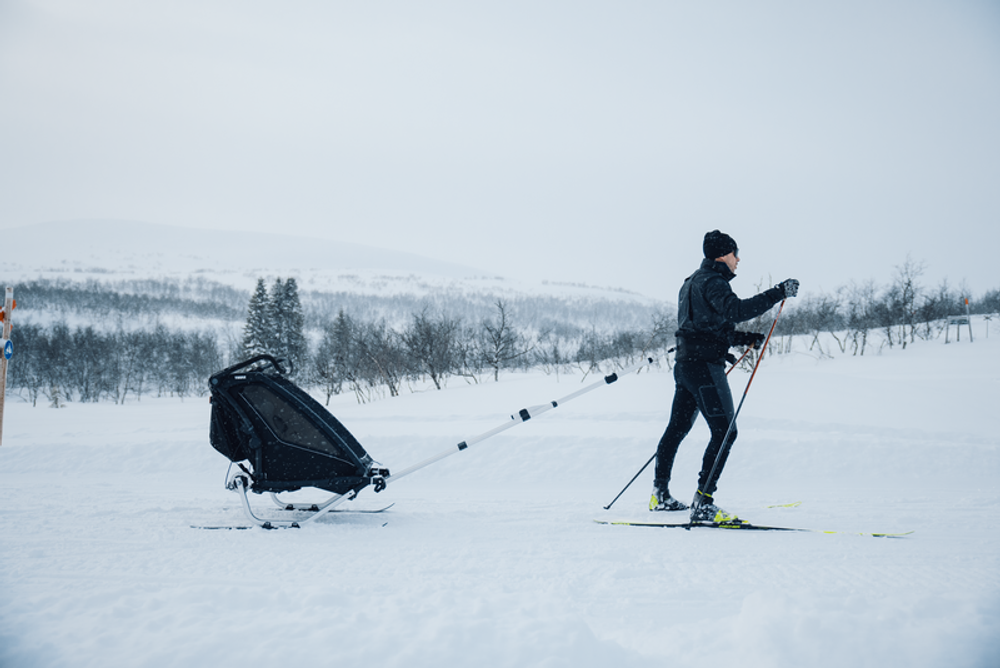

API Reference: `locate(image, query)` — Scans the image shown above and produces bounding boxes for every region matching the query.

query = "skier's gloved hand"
[776,278,800,298]
[725,353,738,366]
[731,331,765,349]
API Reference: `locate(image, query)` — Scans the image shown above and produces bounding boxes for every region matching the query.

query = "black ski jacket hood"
[675,259,783,363]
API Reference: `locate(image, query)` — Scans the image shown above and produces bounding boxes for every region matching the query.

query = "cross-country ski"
[594,518,914,538]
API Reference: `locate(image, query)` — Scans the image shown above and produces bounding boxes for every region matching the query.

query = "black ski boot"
[649,483,688,512]
[689,490,744,525]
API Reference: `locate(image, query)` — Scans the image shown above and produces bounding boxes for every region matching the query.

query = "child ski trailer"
[206,353,652,529]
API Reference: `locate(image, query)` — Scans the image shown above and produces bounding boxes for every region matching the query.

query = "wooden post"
[964,298,974,343]
[0,287,13,446]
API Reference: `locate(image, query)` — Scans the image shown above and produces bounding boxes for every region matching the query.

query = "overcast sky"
[2,1,998,298]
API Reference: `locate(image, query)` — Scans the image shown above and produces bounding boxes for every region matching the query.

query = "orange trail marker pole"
[0,287,13,446]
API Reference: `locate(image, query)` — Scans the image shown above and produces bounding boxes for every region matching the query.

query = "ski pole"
[701,299,786,496]
[601,345,753,510]
[386,357,654,485]
[603,453,656,510]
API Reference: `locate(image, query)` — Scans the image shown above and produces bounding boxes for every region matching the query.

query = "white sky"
[2,1,999,298]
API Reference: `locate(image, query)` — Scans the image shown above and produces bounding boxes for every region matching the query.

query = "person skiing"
[649,230,799,524]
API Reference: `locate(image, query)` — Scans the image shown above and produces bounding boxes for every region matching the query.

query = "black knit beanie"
[703,230,738,259]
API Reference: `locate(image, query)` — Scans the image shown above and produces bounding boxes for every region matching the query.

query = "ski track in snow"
[1,336,998,667]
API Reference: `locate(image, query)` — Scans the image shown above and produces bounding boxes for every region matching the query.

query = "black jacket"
[675,259,783,363]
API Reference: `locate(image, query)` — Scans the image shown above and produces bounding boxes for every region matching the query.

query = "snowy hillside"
[1,330,997,667]
[2,219,667,335]
[2,219,480,284]
[1,219,660,302]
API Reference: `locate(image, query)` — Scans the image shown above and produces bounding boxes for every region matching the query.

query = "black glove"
[732,331,766,349]
[776,278,800,298]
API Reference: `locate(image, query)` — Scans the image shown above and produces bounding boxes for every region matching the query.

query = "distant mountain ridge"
[1,219,483,284]
[1,219,669,334]
[1,219,659,303]
[0,219,658,304]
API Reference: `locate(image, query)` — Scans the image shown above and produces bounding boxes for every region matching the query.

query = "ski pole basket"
[208,355,388,527]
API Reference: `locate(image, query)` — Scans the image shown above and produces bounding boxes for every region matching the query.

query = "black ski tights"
[654,360,736,497]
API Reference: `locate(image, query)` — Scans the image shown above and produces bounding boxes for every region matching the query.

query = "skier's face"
[719,251,739,273]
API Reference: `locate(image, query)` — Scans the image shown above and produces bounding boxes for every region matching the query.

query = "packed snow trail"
[1,335,998,667]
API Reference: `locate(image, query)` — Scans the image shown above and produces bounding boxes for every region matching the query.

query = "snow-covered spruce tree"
[242,278,272,359]
[269,277,309,379]
[315,309,357,404]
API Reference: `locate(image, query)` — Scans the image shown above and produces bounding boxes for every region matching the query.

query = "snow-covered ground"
[1,333,998,667]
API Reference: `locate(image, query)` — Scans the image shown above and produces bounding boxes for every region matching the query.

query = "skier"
[649,230,798,524]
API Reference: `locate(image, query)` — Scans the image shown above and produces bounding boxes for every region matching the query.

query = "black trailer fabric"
[208,356,375,495]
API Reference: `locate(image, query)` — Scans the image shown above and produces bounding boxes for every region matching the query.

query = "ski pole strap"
[386,357,654,485]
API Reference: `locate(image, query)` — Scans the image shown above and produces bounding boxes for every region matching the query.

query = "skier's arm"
[704,278,784,325]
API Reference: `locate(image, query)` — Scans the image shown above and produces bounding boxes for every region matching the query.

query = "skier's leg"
[652,371,699,491]
[685,362,736,496]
